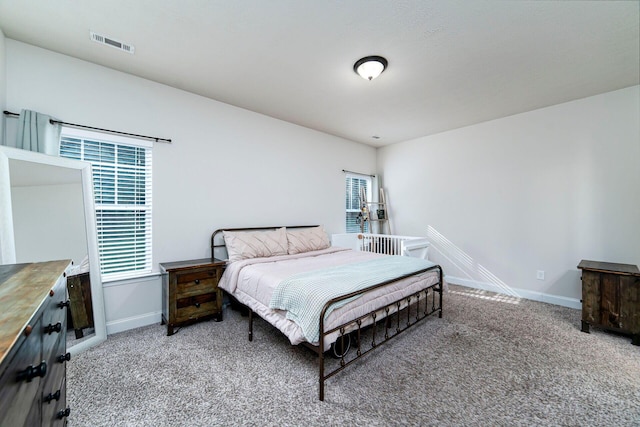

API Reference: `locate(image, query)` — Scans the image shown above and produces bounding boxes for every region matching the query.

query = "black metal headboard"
[211,225,320,261]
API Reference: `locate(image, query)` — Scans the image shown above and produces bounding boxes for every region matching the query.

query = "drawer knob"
[56,408,71,419]
[17,361,47,382]
[58,300,71,309]
[57,352,71,363]
[195,302,201,308]
[45,389,61,403]
[194,279,200,284]
[45,322,62,335]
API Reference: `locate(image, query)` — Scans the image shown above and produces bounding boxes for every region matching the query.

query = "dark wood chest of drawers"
[160,258,225,336]
[0,260,72,426]
[578,260,640,345]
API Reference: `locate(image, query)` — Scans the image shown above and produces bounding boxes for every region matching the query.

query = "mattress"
[219,247,441,349]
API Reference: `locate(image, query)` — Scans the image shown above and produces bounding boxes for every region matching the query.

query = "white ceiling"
[0,1,638,147]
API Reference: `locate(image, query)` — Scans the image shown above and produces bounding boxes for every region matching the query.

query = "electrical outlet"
[536,270,545,280]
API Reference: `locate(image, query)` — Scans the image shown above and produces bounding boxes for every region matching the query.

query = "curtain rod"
[342,169,376,178]
[3,110,172,144]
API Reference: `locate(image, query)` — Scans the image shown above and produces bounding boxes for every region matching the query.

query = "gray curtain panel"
[12,109,62,155]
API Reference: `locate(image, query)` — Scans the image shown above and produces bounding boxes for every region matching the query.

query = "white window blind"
[345,174,371,233]
[60,128,152,282]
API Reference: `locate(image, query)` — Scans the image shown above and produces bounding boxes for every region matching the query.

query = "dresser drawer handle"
[45,322,62,335]
[17,361,47,382]
[195,302,201,308]
[57,352,71,363]
[45,389,61,403]
[58,300,70,309]
[56,408,71,419]
[194,279,200,284]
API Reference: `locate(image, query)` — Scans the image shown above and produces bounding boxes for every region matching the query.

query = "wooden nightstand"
[160,258,225,336]
[578,260,640,345]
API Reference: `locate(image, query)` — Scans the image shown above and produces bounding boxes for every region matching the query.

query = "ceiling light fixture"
[353,56,388,81]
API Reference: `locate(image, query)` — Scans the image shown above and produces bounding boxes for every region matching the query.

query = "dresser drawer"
[0,318,44,427]
[42,333,67,398]
[42,377,68,426]
[176,292,220,322]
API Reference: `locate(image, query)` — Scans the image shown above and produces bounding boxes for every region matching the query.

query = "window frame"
[345,173,372,234]
[59,127,153,282]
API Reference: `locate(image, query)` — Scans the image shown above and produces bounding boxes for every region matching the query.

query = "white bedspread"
[219,247,441,348]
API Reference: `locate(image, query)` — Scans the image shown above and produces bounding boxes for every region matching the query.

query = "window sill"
[102,272,161,288]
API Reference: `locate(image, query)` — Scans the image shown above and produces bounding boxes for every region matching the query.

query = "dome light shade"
[354,56,388,80]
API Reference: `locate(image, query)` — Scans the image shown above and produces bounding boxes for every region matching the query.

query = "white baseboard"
[103,279,580,336]
[445,276,581,310]
[106,311,162,335]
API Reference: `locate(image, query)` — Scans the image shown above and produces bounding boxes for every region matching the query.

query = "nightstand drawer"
[176,292,219,322]
[176,270,217,295]
[177,269,217,284]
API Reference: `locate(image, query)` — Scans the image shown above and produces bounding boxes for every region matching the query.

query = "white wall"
[5,40,376,332]
[0,30,7,264]
[11,183,87,264]
[378,86,640,307]
[0,29,5,139]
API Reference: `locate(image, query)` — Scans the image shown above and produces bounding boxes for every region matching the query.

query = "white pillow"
[287,226,330,254]
[223,227,288,262]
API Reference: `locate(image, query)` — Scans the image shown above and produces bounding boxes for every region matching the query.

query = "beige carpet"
[67,285,640,426]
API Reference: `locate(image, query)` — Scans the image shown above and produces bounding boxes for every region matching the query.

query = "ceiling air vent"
[90,31,135,54]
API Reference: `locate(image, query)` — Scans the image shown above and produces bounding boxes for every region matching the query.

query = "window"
[345,174,371,233]
[60,128,152,282]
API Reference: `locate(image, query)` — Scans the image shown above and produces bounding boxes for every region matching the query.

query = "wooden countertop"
[0,260,71,365]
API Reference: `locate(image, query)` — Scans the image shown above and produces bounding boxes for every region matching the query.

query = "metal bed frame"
[211,226,443,401]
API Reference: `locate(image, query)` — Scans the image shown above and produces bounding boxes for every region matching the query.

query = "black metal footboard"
[311,264,443,401]
[243,264,443,401]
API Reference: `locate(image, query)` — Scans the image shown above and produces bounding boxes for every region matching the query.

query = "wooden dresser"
[0,260,72,426]
[160,258,225,336]
[578,260,640,345]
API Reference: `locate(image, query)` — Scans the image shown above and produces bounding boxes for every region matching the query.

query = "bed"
[212,225,444,401]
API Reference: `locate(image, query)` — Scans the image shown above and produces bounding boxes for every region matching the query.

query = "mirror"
[0,145,106,355]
